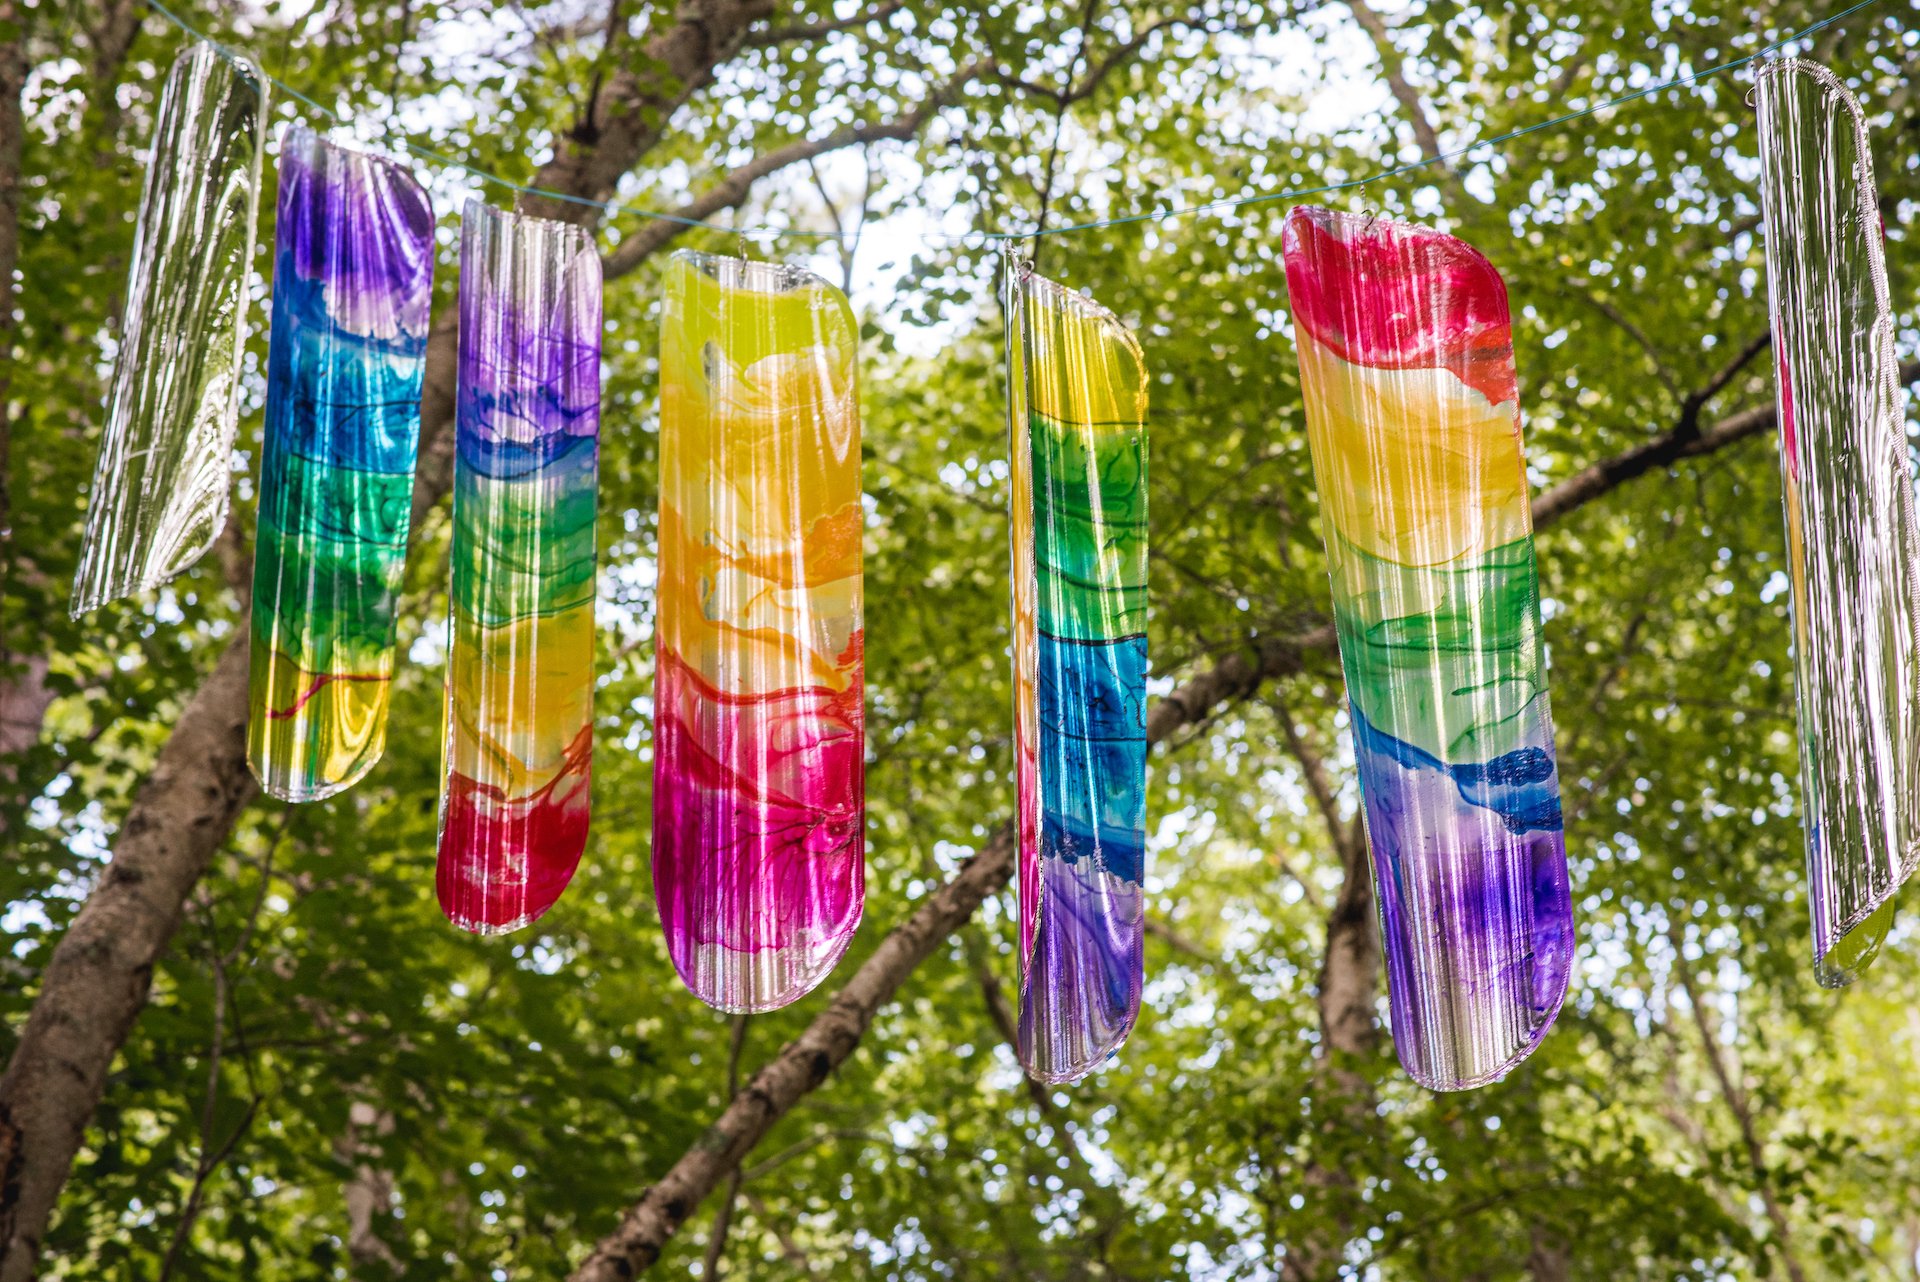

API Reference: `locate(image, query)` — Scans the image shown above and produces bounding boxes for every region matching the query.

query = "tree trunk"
[0,639,254,1279]
[0,0,40,836]
[1316,819,1380,1072]
[0,0,26,547]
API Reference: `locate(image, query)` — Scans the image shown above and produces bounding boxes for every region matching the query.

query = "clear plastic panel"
[1281,207,1573,1091]
[248,125,435,803]
[653,251,865,1012]
[1004,263,1149,1085]
[436,202,600,934]
[71,45,266,616]
[1753,60,1920,986]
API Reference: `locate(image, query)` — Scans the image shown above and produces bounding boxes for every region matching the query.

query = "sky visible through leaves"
[6,0,1920,1278]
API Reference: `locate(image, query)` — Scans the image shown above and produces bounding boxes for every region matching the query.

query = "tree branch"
[1677,330,1772,432]
[739,1189,812,1272]
[1267,697,1375,1282]
[519,0,781,225]
[1270,693,1352,863]
[1144,915,1217,962]
[1342,0,1468,206]
[1531,357,1920,530]
[997,13,1190,107]
[1344,0,1440,159]
[1028,0,1101,257]
[746,0,904,46]
[0,638,255,1280]
[86,1,144,97]
[156,881,268,1282]
[566,814,1024,1280]
[1,0,147,840]
[7,0,1890,1265]
[1272,694,1376,1063]
[1667,926,1809,1282]
[601,60,991,281]
[1572,291,1682,399]
[338,1105,403,1274]
[0,0,45,842]
[963,928,1052,1111]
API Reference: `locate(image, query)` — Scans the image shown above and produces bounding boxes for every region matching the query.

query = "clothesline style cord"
[140,0,1891,245]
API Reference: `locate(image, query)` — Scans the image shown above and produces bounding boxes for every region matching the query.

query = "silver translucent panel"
[1754,58,1920,985]
[71,45,267,616]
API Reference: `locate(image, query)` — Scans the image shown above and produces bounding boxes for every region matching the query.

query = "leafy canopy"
[5,0,1920,1278]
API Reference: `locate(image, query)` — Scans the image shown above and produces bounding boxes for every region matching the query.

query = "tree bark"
[0,0,39,833]
[0,0,26,547]
[0,640,254,1279]
[1273,702,1376,1281]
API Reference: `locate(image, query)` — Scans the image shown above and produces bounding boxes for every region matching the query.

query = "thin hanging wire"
[143,0,1889,245]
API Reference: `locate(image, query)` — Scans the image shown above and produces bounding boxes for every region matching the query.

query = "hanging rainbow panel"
[1005,264,1149,1085]
[436,202,600,934]
[1282,207,1573,1091]
[248,125,435,802]
[653,251,865,1012]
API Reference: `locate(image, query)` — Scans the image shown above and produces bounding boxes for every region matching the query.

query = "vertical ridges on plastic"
[653,250,866,1012]
[1006,265,1150,1085]
[1752,59,1920,986]
[1281,206,1573,1090]
[71,45,266,616]
[247,125,435,802]
[435,201,600,934]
